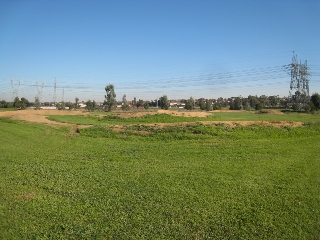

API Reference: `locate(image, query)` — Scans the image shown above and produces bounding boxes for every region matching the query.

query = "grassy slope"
[47,111,320,125]
[0,116,319,239]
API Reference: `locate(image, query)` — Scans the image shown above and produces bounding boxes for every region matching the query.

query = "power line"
[1,61,319,101]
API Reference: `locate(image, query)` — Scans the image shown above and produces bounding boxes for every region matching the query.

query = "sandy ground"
[0,109,88,129]
[0,109,303,128]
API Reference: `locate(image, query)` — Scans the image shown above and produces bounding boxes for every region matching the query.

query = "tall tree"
[65,102,74,110]
[121,94,130,111]
[310,93,320,110]
[34,97,40,110]
[143,101,150,109]
[199,99,206,110]
[132,97,137,108]
[6,102,13,108]
[137,99,144,108]
[243,101,251,111]
[279,98,288,108]
[92,100,97,110]
[259,95,269,107]
[268,95,279,108]
[75,97,79,109]
[21,97,30,107]
[255,102,263,111]
[205,99,213,111]
[21,97,29,109]
[105,84,116,112]
[13,97,22,109]
[62,101,65,110]
[248,95,259,108]
[0,100,7,108]
[85,100,93,111]
[229,97,242,110]
[292,103,299,111]
[185,97,196,110]
[213,102,222,110]
[159,95,170,110]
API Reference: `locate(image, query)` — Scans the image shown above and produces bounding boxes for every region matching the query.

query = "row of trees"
[227,94,320,112]
[1,85,319,113]
[104,84,171,111]
[0,97,31,109]
[103,84,320,113]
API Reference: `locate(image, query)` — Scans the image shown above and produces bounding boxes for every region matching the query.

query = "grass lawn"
[0,114,319,239]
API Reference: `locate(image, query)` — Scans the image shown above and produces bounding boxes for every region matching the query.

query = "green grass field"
[0,112,319,239]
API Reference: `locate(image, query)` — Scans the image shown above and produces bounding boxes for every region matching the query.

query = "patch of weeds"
[78,125,118,138]
[0,117,18,124]
[100,113,214,124]
[256,110,269,114]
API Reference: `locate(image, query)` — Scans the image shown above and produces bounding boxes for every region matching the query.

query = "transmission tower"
[11,79,20,100]
[36,80,45,104]
[289,52,309,108]
[61,88,65,109]
[53,77,57,104]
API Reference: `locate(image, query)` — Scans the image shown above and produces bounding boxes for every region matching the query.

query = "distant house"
[79,103,86,108]
[170,101,185,108]
[40,106,57,110]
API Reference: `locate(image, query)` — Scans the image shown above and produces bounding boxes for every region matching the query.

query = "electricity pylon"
[11,79,20,100]
[289,52,309,109]
[36,80,45,104]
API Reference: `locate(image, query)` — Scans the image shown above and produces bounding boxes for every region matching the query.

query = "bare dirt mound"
[157,110,210,117]
[213,110,244,112]
[0,109,303,129]
[114,109,211,118]
[258,109,284,114]
[112,120,303,132]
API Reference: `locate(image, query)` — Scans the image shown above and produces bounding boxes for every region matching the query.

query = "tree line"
[103,84,320,113]
[1,85,320,113]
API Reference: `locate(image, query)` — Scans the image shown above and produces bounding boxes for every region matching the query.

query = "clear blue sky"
[1,0,319,102]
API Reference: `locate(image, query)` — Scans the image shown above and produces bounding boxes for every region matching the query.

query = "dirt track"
[0,109,303,128]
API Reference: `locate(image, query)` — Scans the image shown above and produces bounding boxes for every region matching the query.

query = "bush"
[292,103,299,111]
[255,102,263,110]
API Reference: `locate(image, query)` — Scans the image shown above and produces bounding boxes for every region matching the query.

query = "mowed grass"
[0,115,319,239]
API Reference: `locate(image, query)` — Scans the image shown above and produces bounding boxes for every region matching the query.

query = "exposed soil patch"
[112,109,211,118]
[0,109,303,130]
[0,110,88,134]
[0,109,89,125]
[157,110,211,117]
[256,109,284,115]
[213,110,244,113]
